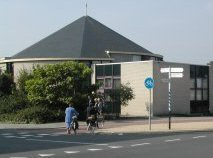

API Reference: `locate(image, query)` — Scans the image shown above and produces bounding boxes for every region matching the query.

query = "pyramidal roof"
[12,16,154,59]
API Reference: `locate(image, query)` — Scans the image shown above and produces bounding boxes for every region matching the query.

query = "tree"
[0,73,14,96]
[16,68,33,94]
[120,82,135,107]
[111,82,135,107]
[25,62,93,110]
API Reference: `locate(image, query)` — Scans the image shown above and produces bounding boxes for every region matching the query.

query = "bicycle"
[86,115,96,134]
[71,115,78,135]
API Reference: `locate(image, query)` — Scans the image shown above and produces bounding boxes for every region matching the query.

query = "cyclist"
[97,98,104,114]
[86,104,99,127]
[65,101,79,135]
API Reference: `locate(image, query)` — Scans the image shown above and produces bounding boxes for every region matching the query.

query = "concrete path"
[1,116,213,134]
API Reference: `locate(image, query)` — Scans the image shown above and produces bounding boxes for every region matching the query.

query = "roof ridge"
[79,16,87,57]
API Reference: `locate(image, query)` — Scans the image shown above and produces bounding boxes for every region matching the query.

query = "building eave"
[105,50,163,59]
[0,57,114,63]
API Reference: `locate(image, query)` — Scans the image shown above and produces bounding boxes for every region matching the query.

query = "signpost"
[160,67,184,130]
[144,77,154,130]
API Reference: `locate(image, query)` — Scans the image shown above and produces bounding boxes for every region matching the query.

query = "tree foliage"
[16,68,33,94]
[25,62,93,110]
[118,82,135,107]
[0,73,14,96]
[109,82,135,107]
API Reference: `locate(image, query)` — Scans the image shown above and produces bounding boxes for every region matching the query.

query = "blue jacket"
[65,107,79,123]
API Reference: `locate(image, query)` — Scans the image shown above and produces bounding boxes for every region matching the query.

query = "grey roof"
[12,16,154,59]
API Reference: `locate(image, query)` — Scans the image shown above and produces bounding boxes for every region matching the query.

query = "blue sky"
[0,0,212,65]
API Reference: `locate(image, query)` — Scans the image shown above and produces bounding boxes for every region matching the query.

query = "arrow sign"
[171,73,184,78]
[160,67,184,73]
[171,68,184,73]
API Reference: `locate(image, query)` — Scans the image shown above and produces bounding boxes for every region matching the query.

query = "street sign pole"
[168,66,171,130]
[160,66,183,130]
[144,77,154,131]
[149,89,151,131]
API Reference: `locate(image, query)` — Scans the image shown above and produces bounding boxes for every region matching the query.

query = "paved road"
[0,128,213,158]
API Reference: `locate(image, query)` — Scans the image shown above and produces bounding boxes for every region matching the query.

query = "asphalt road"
[0,128,213,158]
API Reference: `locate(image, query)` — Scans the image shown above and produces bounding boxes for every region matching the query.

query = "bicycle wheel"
[87,123,95,134]
[97,118,104,128]
[72,121,77,135]
[97,115,104,128]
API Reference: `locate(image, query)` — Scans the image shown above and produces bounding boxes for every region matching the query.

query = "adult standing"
[97,98,104,114]
[65,101,79,134]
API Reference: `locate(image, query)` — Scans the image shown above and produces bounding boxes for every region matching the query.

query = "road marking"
[38,154,55,157]
[88,148,103,151]
[26,138,107,145]
[18,132,28,135]
[131,143,151,147]
[33,135,43,138]
[38,134,50,136]
[10,157,28,158]
[96,143,108,146]
[164,138,181,142]
[193,135,206,139]
[64,151,80,154]
[15,136,26,139]
[4,135,26,139]
[50,134,60,137]
[22,135,33,137]
[1,133,13,136]
[4,135,16,138]
[108,146,123,149]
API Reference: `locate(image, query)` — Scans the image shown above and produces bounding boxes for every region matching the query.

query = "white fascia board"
[0,57,114,63]
[106,50,163,58]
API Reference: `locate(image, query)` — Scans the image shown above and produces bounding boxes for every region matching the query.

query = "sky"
[0,0,213,65]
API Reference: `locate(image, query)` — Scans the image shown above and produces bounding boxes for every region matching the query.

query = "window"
[190,65,209,101]
[190,79,195,88]
[113,79,121,89]
[96,78,104,89]
[203,90,208,100]
[105,78,112,88]
[113,64,120,76]
[203,78,208,89]
[104,92,111,102]
[190,65,196,78]
[105,65,112,76]
[190,90,195,101]
[95,64,121,114]
[196,90,202,101]
[132,55,141,61]
[196,78,202,88]
[96,65,104,77]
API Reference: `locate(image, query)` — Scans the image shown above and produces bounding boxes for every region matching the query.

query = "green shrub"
[0,113,14,123]
[14,106,60,123]
[0,73,14,96]
[0,93,66,123]
[0,93,29,114]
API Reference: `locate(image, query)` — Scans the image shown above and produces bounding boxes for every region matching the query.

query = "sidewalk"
[1,117,213,134]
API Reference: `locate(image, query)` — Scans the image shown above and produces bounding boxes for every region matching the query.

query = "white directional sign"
[171,68,184,73]
[159,66,184,130]
[160,68,170,73]
[171,73,184,78]
[160,67,184,73]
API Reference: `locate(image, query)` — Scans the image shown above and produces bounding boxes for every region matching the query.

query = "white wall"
[121,61,153,117]
[13,61,60,82]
